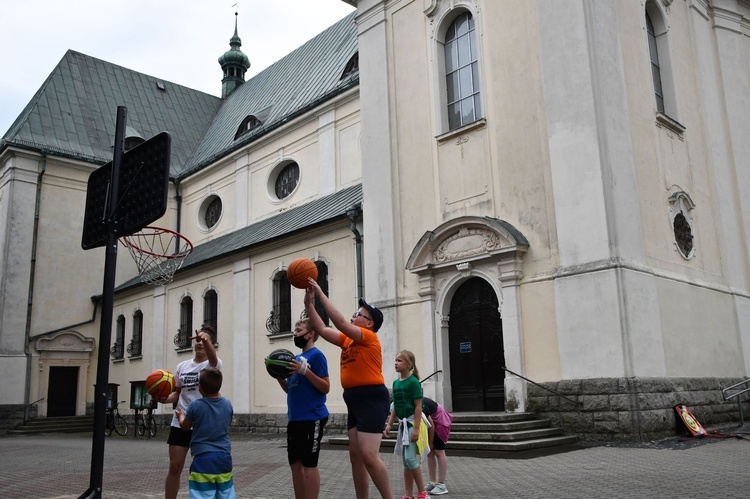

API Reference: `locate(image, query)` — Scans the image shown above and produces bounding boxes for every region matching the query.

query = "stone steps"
[6,415,94,435]
[326,411,578,452]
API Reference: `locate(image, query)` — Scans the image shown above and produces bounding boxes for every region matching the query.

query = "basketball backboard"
[81,132,171,249]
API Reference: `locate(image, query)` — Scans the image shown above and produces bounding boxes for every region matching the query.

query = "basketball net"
[120,226,193,285]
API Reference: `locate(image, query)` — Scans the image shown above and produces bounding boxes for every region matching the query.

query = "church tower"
[218,12,250,98]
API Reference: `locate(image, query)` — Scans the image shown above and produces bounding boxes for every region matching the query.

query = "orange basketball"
[146,369,175,399]
[287,258,318,289]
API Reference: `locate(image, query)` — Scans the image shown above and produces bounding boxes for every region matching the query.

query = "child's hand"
[411,426,419,442]
[384,425,391,438]
[190,331,209,343]
[307,277,322,293]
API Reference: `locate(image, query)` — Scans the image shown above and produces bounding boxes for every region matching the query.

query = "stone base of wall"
[0,404,37,435]
[526,377,750,442]
[228,413,349,436]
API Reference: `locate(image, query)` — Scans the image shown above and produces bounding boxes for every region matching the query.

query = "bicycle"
[134,407,158,438]
[105,401,128,436]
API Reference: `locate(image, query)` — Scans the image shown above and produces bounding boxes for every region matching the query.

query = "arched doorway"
[449,278,505,411]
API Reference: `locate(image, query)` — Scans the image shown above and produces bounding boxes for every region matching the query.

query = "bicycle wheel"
[137,415,146,436]
[114,413,128,436]
[147,416,157,438]
[105,415,113,436]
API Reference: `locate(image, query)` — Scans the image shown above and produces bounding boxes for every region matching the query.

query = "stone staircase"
[327,412,578,452]
[6,415,94,435]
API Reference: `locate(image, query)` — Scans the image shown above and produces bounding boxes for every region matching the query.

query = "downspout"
[172,178,182,253]
[346,204,363,301]
[23,151,47,422]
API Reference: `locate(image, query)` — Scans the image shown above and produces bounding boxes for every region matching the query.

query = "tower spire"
[218,12,250,98]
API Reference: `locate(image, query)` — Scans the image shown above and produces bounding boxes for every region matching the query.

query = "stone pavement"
[0,430,748,498]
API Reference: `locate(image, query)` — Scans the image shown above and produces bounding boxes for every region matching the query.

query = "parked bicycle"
[134,407,158,438]
[105,400,128,436]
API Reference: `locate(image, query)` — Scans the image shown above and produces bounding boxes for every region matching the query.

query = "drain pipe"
[23,152,47,422]
[346,204,363,301]
[172,178,182,253]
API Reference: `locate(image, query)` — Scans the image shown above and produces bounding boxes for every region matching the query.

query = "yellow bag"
[415,413,431,456]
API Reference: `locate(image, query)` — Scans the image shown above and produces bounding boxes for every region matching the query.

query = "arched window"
[235,115,262,139]
[444,11,482,131]
[267,272,291,335]
[112,315,125,360]
[128,310,143,357]
[644,2,680,126]
[203,290,218,341]
[313,262,330,326]
[341,52,359,80]
[176,296,193,349]
[646,13,664,114]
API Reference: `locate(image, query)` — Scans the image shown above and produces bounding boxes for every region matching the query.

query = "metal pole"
[78,106,127,499]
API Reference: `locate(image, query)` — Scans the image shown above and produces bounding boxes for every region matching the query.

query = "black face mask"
[294,335,309,349]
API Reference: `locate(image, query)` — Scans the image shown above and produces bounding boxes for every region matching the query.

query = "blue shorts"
[343,384,390,433]
[188,451,235,499]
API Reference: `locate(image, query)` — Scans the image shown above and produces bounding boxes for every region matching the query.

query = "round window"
[273,162,300,200]
[199,195,223,231]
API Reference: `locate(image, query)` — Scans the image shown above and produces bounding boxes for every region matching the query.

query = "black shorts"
[432,433,446,451]
[343,384,390,433]
[287,417,328,467]
[167,426,192,447]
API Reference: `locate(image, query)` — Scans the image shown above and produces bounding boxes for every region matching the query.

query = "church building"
[1,0,749,441]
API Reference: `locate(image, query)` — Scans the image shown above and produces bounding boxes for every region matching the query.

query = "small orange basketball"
[146,369,175,399]
[287,258,318,289]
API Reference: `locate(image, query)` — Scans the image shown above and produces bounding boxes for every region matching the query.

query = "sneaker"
[425,482,436,492]
[430,483,448,495]
[417,493,431,499]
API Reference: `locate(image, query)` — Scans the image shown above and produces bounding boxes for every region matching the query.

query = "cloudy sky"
[0,0,356,135]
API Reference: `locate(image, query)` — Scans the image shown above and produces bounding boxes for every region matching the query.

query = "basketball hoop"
[120,226,193,285]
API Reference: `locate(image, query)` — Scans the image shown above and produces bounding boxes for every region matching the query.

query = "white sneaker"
[431,483,448,495]
[425,482,436,492]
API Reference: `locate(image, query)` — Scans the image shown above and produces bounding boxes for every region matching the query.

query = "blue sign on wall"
[459,341,472,353]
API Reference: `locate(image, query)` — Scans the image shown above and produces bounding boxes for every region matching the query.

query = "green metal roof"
[116,183,363,291]
[1,13,358,180]
[181,12,358,177]
[1,50,222,171]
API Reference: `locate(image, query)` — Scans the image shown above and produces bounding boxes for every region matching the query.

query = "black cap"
[359,298,383,332]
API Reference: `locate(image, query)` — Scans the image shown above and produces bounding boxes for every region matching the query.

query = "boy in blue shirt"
[176,367,235,499]
[277,318,330,499]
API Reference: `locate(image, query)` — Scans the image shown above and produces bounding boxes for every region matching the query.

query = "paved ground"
[0,429,748,498]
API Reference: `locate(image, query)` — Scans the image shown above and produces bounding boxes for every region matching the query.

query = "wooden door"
[47,366,78,417]
[449,278,505,411]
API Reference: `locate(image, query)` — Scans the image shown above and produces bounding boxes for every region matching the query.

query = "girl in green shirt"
[385,350,430,499]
